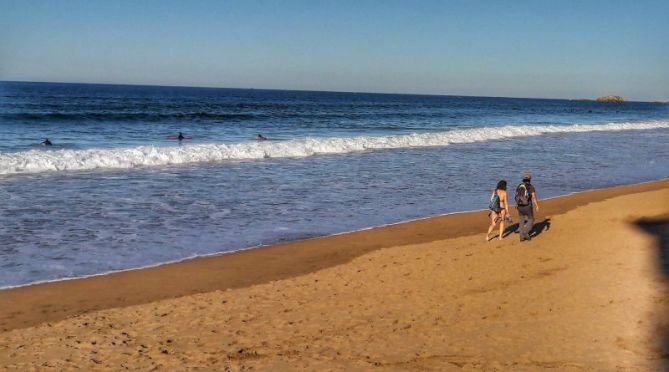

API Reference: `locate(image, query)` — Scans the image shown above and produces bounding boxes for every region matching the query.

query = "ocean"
[1,81,668,288]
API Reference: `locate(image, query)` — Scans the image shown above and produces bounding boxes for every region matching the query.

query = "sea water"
[1,81,668,287]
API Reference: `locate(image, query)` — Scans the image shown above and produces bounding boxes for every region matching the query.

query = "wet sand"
[1,179,669,370]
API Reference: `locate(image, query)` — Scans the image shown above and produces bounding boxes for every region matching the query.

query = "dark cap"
[522,172,532,180]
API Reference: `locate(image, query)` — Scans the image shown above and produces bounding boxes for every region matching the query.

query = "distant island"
[595,95,625,103]
[573,95,625,103]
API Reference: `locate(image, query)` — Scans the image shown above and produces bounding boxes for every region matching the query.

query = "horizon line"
[3,79,660,104]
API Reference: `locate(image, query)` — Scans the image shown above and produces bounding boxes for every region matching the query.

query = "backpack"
[488,191,501,212]
[515,183,531,206]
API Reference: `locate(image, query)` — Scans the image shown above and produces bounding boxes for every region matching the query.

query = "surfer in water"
[41,138,53,146]
[256,133,268,141]
[168,132,192,141]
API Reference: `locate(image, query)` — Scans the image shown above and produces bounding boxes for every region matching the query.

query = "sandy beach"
[1,179,669,370]
[3,1,668,370]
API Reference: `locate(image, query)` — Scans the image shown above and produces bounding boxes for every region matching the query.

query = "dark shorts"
[517,205,533,217]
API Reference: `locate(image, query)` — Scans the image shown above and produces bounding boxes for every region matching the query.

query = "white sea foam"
[1,121,667,175]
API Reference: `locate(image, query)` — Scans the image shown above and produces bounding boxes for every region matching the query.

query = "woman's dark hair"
[496,180,507,191]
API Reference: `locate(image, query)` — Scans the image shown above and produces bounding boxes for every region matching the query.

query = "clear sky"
[1,0,668,100]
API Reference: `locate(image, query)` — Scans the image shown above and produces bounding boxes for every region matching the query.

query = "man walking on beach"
[515,173,540,241]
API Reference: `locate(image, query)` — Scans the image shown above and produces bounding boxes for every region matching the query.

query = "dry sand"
[1,180,668,370]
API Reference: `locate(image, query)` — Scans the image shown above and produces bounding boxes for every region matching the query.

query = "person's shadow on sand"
[531,218,552,238]
[635,217,669,368]
[502,218,551,239]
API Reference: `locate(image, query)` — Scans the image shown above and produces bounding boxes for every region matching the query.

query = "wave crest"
[1,121,667,176]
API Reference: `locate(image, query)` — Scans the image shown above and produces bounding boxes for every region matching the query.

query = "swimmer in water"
[256,133,268,141]
[168,132,191,140]
[41,138,53,146]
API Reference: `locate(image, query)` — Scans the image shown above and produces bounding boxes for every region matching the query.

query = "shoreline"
[1,178,668,332]
[2,177,667,292]
[2,177,668,370]
[0,204,494,292]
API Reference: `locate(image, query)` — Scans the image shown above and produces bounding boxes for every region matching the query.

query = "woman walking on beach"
[486,180,509,241]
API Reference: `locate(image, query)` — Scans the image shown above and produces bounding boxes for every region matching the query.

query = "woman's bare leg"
[498,210,506,240]
[487,212,498,241]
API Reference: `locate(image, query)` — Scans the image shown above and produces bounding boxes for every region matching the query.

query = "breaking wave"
[1,121,667,176]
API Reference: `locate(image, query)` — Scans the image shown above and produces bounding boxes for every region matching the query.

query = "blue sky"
[1,0,667,100]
